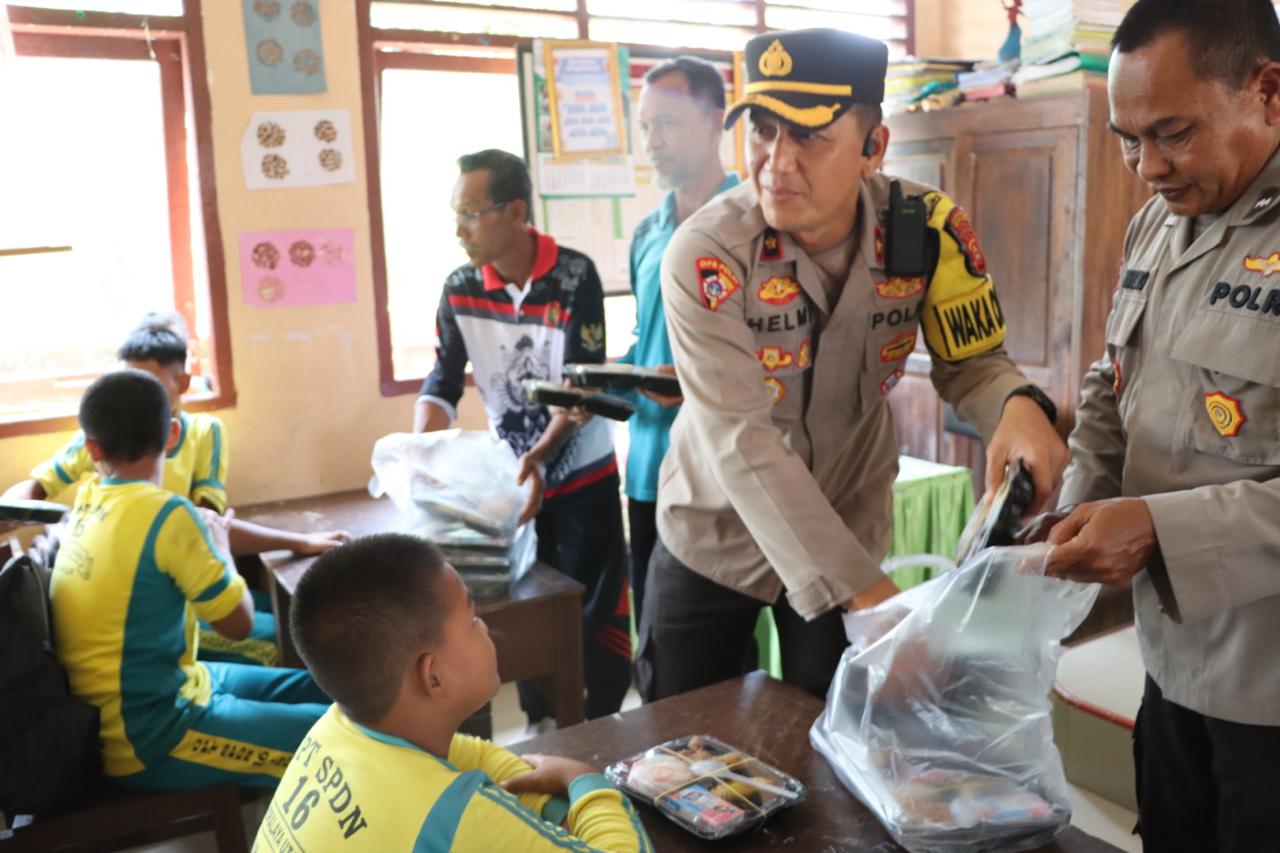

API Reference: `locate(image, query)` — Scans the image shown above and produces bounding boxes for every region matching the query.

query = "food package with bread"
[604,734,805,840]
[811,544,1099,852]
[368,430,536,591]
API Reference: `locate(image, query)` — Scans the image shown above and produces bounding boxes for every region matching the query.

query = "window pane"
[12,0,182,13]
[586,0,755,26]
[371,2,578,38]
[767,0,907,14]
[382,0,577,11]
[589,18,753,51]
[0,55,176,420]
[380,66,523,382]
[603,293,635,361]
[763,6,907,40]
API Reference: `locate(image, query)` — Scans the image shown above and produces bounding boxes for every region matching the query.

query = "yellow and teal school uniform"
[33,411,229,511]
[254,705,653,853]
[33,412,280,667]
[50,477,328,790]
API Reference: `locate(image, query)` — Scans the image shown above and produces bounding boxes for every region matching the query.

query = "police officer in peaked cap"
[636,28,1067,701]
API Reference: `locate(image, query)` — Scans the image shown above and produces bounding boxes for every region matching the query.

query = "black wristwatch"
[1004,384,1057,426]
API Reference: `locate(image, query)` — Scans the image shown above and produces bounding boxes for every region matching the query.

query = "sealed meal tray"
[564,363,682,398]
[889,768,1070,850]
[604,734,805,840]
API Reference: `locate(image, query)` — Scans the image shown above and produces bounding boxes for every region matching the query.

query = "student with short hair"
[4,314,348,665]
[255,533,652,852]
[49,370,328,790]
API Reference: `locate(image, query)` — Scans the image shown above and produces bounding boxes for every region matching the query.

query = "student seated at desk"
[50,370,328,790]
[3,313,347,666]
[255,533,652,852]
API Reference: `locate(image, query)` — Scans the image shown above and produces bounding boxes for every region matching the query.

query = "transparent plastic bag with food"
[811,544,1099,853]
[368,431,535,585]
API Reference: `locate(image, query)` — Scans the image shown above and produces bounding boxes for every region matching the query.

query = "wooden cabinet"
[882,89,1150,492]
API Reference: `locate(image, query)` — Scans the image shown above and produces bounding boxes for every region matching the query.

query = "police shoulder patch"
[696,256,741,312]
[944,205,987,278]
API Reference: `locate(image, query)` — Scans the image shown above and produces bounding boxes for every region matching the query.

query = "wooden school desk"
[237,490,586,729]
[518,672,1126,853]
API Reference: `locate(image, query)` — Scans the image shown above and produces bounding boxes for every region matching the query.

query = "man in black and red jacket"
[414,149,630,725]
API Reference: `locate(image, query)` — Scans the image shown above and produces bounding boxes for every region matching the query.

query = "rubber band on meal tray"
[605,734,806,840]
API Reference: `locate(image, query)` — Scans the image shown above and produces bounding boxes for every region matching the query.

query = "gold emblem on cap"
[759,39,793,78]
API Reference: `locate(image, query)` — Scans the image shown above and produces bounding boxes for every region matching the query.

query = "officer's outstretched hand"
[985,396,1070,512]
[1042,498,1156,587]
[844,574,902,612]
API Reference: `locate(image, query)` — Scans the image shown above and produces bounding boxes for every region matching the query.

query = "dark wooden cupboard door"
[882,123,1079,492]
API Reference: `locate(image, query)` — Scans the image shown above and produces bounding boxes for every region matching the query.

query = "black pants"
[518,476,632,722]
[636,537,847,702]
[1134,675,1280,852]
[626,498,658,629]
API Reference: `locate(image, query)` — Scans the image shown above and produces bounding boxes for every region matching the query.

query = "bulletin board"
[518,43,745,296]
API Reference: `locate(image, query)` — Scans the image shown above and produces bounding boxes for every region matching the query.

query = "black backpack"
[0,549,101,817]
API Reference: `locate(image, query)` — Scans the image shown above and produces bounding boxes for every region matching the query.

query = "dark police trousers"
[1134,675,1280,852]
[636,537,846,702]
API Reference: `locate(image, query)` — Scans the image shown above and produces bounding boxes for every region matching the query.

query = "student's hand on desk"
[501,755,600,797]
[294,529,352,555]
[639,364,683,408]
[516,452,545,526]
[197,507,234,556]
[985,395,1070,513]
[1042,498,1156,587]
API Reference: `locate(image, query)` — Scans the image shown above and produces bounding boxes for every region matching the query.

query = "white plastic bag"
[811,544,1099,853]
[368,431,536,583]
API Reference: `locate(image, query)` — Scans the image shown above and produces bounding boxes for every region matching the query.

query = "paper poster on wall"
[241,110,355,189]
[241,0,327,95]
[542,40,628,160]
[239,228,356,307]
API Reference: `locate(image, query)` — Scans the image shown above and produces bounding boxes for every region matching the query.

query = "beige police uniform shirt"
[657,176,1030,621]
[1060,146,1280,726]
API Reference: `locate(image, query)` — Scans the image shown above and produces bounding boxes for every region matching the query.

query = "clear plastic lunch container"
[604,734,806,840]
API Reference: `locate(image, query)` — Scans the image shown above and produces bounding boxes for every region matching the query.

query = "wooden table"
[518,672,1125,853]
[237,490,587,729]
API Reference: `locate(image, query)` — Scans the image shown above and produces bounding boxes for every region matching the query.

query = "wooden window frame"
[1,2,234,438]
[359,0,914,397]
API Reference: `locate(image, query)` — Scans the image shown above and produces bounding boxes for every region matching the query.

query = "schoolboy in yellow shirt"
[6,315,346,666]
[11,314,346,556]
[255,534,652,852]
[50,370,328,789]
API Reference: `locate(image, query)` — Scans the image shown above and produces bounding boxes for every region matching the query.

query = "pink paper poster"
[239,228,356,307]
